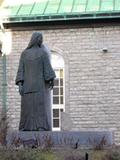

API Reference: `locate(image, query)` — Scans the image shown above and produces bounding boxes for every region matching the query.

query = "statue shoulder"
[21,50,26,56]
[19,50,27,62]
[21,49,30,57]
[41,50,51,61]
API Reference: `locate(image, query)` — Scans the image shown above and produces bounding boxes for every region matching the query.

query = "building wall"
[1,24,120,144]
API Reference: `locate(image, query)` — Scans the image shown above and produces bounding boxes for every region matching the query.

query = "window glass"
[60,87,63,95]
[53,87,59,95]
[60,96,63,104]
[53,119,59,128]
[53,109,59,117]
[53,96,59,104]
[54,79,59,86]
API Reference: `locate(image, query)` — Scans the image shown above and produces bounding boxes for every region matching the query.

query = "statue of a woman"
[15,32,56,131]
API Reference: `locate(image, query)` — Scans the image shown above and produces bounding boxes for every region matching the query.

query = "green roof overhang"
[1,0,120,23]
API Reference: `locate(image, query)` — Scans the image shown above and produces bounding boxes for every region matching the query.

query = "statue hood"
[27,32,43,49]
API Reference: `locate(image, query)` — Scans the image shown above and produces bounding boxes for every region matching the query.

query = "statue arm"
[45,78,54,89]
[15,52,24,85]
[18,81,24,96]
[42,51,56,82]
[15,52,24,95]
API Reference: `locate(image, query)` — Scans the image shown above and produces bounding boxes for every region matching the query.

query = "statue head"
[27,32,43,49]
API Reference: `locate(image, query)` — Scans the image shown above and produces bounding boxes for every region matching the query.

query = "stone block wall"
[0,24,120,144]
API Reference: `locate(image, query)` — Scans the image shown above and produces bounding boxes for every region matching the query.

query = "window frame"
[51,54,65,131]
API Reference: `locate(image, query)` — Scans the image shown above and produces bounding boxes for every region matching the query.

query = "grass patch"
[0,149,58,160]
[0,148,120,160]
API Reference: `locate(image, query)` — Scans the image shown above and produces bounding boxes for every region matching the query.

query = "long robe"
[16,32,56,131]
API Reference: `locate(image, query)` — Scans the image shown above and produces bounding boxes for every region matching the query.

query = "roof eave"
[2,11,120,24]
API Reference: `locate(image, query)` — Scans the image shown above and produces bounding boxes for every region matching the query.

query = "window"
[53,69,64,105]
[51,54,65,131]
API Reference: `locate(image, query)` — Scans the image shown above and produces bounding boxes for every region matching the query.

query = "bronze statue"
[16,32,56,131]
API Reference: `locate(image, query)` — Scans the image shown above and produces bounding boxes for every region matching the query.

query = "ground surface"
[0,147,119,160]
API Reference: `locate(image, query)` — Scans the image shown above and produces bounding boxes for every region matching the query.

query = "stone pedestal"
[6,131,113,149]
